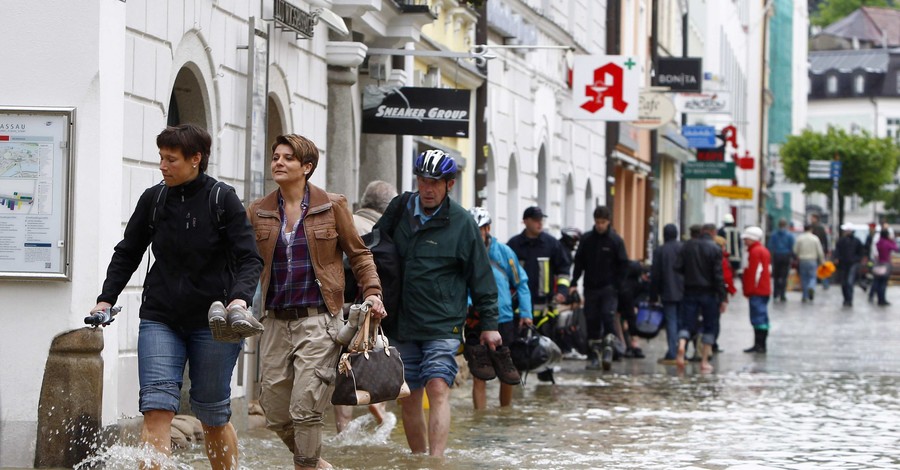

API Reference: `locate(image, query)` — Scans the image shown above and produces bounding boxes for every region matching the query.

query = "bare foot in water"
[368,403,385,424]
[317,458,333,469]
[675,342,686,368]
[700,362,714,373]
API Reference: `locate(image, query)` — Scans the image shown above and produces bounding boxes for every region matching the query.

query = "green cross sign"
[624,58,636,69]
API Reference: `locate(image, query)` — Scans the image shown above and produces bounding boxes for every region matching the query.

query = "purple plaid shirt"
[265,190,324,309]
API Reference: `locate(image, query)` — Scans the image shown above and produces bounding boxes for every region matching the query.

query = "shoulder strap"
[148,182,168,234]
[209,181,234,232]
[388,191,413,237]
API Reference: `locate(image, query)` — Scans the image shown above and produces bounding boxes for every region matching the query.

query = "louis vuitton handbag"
[331,309,411,406]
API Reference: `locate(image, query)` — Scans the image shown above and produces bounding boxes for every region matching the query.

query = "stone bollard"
[34,327,104,468]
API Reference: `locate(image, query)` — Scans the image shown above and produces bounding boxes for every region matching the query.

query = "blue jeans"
[393,338,461,390]
[748,295,769,329]
[662,301,680,359]
[838,263,859,304]
[874,268,891,304]
[798,260,818,300]
[138,320,242,426]
[678,292,720,346]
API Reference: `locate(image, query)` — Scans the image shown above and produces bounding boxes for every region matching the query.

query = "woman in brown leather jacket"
[247,134,384,470]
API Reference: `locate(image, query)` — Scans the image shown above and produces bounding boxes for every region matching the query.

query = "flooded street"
[63,287,900,468]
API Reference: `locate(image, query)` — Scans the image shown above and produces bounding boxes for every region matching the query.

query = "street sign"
[831,161,842,178]
[808,160,832,180]
[681,125,717,148]
[706,185,753,200]
[684,161,735,179]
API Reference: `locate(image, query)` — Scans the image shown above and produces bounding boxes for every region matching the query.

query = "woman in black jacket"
[90,124,262,469]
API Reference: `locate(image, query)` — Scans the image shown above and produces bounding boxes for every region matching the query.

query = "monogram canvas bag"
[331,310,411,406]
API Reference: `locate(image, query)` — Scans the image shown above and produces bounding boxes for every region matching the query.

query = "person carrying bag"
[332,303,410,406]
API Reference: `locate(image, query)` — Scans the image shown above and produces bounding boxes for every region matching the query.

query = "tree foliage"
[781,127,900,204]
[811,0,898,27]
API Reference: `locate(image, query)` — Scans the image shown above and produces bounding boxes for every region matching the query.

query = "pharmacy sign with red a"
[572,55,640,121]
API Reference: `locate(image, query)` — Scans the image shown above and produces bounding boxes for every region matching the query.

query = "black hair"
[156,123,212,172]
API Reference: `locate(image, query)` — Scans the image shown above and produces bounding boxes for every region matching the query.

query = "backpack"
[344,192,412,320]
[146,180,236,275]
[148,180,234,234]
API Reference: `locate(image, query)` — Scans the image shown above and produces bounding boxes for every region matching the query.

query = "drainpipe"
[645,0,659,261]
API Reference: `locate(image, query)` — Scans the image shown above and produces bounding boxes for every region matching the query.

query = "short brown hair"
[272,134,319,180]
[156,123,211,172]
[593,205,611,220]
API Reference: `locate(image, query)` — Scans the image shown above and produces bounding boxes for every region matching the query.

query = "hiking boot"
[227,304,264,338]
[586,359,602,370]
[464,344,496,381]
[601,334,615,371]
[208,301,240,343]
[490,346,521,385]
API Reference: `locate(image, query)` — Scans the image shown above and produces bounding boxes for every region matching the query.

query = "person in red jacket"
[741,226,771,354]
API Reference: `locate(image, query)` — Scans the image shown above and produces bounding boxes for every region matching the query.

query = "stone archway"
[167,67,209,129]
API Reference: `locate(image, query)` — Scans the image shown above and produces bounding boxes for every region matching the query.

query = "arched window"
[826,75,838,94]
[507,156,519,238]
[538,144,548,211]
[854,74,865,94]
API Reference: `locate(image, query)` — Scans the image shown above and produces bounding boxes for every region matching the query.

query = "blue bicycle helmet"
[414,149,457,180]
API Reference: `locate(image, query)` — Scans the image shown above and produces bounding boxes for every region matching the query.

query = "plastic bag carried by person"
[817,261,836,280]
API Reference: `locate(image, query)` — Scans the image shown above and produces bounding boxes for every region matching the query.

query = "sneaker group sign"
[571,55,640,121]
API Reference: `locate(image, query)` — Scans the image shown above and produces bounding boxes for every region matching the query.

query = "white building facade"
[683,0,767,230]
[0,0,439,466]
[483,0,608,241]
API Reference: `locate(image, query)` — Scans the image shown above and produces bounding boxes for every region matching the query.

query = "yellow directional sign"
[706,185,753,200]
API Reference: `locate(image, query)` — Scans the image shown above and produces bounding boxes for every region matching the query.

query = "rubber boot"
[743,329,766,354]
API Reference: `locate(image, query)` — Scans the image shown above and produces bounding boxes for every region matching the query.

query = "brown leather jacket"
[248,183,380,317]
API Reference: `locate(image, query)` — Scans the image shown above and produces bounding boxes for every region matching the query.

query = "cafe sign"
[630,91,676,130]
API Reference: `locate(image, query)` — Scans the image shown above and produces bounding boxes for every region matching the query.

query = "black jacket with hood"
[650,224,684,303]
[97,173,263,329]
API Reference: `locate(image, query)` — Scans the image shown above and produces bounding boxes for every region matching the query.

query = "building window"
[888,118,900,145]
[826,75,838,94]
[854,75,865,94]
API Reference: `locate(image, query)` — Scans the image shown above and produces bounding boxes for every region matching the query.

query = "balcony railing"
[392,0,433,15]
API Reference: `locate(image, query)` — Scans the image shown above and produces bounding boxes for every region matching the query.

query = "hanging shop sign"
[571,55,640,121]
[362,87,471,137]
[273,0,315,39]
[631,91,676,130]
[684,161,735,179]
[681,125,717,148]
[707,185,753,200]
[674,91,732,114]
[653,57,703,92]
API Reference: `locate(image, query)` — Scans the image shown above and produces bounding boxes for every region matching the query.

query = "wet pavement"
[22,284,900,469]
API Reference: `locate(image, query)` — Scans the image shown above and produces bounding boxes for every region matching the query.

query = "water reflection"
[161,370,900,469]
[68,289,900,469]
